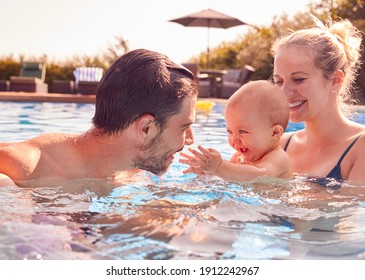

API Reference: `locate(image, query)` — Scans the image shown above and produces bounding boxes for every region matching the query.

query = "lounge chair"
[182,63,200,80]
[182,63,212,98]
[73,67,103,95]
[198,69,227,98]
[0,80,9,92]
[218,65,255,99]
[52,80,75,94]
[10,62,48,93]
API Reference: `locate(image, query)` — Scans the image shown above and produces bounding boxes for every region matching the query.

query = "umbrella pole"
[206,20,210,69]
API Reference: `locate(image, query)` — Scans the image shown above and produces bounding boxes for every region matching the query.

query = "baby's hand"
[179,145,222,174]
[179,149,204,174]
[236,155,245,164]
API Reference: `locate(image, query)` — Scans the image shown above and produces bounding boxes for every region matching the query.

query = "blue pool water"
[0,101,364,260]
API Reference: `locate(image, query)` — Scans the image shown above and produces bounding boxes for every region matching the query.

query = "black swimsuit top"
[284,133,362,189]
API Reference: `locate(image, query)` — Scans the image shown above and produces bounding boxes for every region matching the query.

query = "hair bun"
[326,19,362,67]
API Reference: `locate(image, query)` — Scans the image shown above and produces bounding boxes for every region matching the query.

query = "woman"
[271,17,365,186]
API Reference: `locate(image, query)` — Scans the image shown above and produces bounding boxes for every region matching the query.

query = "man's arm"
[0,173,16,186]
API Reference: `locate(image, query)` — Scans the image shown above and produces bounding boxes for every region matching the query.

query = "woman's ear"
[272,124,284,139]
[134,114,158,143]
[332,69,344,87]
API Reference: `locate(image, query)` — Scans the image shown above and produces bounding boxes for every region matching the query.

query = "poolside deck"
[0,91,96,103]
[0,91,228,105]
[2,91,364,112]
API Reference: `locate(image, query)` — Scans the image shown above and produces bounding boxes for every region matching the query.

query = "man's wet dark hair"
[92,49,198,134]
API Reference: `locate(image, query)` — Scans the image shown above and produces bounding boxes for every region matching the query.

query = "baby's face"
[225,104,276,163]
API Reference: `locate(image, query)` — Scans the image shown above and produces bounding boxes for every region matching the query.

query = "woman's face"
[273,46,334,123]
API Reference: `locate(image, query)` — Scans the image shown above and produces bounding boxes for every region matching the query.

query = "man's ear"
[272,124,284,139]
[134,114,158,142]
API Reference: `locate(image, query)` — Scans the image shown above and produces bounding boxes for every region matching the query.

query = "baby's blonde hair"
[271,16,363,114]
[227,80,289,130]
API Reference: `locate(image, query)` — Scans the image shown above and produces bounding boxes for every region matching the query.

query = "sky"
[0,0,314,64]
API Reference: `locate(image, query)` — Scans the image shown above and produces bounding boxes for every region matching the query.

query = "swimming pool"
[0,100,364,260]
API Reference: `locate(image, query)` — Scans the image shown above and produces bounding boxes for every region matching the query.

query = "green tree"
[103,36,129,66]
[309,0,365,20]
[0,55,20,80]
[192,0,365,101]
[308,0,365,103]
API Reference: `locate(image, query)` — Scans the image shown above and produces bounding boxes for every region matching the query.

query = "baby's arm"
[230,151,243,163]
[215,160,271,181]
[179,146,222,174]
[180,146,291,181]
[179,145,261,180]
[217,148,291,181]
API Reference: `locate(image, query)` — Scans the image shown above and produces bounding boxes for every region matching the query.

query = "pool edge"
[0,91,95,103]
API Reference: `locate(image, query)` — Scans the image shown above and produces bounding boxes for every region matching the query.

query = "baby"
[180,80,291,181]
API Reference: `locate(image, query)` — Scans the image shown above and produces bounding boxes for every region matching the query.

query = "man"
[0,49,198,187]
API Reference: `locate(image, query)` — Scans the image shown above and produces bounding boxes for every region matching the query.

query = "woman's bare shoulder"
[279,131,301,148]
[351,130,365,152]
[344,128,365,184]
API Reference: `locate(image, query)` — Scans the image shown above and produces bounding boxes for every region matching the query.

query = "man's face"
[133,96,196,175]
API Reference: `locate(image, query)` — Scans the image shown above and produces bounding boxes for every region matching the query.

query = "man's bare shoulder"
[1,133,76,151]
[0,140,41,181]
[0,133,74,181]
[0,134,52,164]
[0,173,16,186]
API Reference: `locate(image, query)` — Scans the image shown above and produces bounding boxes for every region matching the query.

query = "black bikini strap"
[283,133,295,151]
[334,134,363,167]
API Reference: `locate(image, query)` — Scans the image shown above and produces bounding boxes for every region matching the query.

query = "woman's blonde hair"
[271,16,363,115]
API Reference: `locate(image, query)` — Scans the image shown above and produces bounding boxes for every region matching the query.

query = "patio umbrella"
[169,8,247,68]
